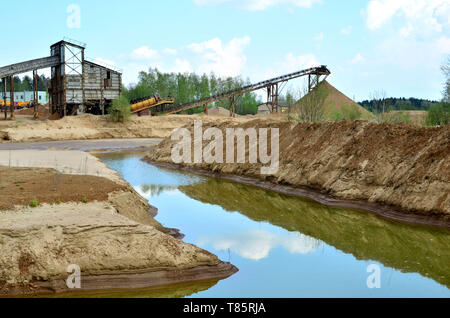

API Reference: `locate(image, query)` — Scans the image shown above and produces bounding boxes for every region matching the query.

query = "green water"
[90,153,450,298]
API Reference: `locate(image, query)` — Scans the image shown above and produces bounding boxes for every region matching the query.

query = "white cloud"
[365,0,450,35]
[172,58,193,73]
[340,25,352,35]
[254,52,319,87]
[282,53,320,70]
[193,0,321,11]
[198,229,322,261]
[94,57,116,67]
[131,46,159,60]
[363,0,449,93]
[187,36,251,77]
[348,53,365,64]
[120,36,252,84]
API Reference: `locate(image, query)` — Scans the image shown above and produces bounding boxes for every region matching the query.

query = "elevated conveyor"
[164,65,330,115]
[130,95,174,114]
[0,56,60,78]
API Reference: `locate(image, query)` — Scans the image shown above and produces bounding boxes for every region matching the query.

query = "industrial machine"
[130,95,174,116]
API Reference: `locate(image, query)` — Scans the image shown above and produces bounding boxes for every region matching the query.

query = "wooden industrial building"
[49,40,122,117]
[0,38,122,119]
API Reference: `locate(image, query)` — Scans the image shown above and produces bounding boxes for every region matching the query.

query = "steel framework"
[161,65,330,116]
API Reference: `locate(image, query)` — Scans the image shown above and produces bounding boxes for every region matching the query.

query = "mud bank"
[144,120,450,226]
[0,150,237,296]
[0,114,254,143]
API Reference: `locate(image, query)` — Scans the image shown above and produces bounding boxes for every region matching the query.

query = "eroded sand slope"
[145,119,450,220]
[0,150,237,295]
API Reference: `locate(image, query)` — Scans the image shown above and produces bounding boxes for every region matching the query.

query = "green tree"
[22,75,33,91]
[442,57,450,103]
[108,95,131,123]
[290,83,329,122]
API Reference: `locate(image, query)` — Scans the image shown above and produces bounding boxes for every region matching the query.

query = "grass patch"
[29,200,39,208]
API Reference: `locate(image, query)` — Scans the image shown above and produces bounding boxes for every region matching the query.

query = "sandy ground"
[145,119,450,225]
[0,149,125,185]
[0,114,254,143]
[0,138,163,152]
[0,202,235,295]
[0,150,237,295]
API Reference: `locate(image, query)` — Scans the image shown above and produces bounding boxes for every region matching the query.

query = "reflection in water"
[198,230,322,261]
[37,278,222,299]
[180,178,450,289]
[97,153,450,297]
[139,184,179,197]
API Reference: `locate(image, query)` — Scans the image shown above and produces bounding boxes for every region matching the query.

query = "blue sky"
[2,0,449,101]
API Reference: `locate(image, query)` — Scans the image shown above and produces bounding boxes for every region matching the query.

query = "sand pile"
[207,106,231,117]
[15,105,49,117]
[293,81,374,120]
[145,119,450,223]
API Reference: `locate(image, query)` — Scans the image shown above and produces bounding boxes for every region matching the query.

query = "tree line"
[122,68,261,115]
[358,97,439,112]
[0,75,50,92]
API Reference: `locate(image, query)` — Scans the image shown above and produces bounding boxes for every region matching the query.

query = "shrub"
[82,196,89,204]
[342,104,362,120]
[290,83,329,122]
[108,95,131,123]
[330,103,363,122]
[29,200,39,208]
[425,103,450,126]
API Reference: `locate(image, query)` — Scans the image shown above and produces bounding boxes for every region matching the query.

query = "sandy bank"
[144,119,450,226]
[0,150,237,295]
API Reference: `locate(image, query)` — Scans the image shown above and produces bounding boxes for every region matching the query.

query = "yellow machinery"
[130,95,174,114]
[0,101,30,107]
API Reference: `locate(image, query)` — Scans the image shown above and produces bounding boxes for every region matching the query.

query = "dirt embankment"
[0,150,237,296]
[144,119,450,225]
[0,114,253,143]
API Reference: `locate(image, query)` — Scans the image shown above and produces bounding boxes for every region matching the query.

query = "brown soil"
[144,119,450,224]
[15,105,49,117]
[0,167,127,210]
